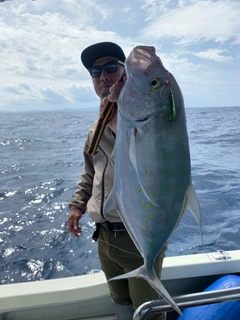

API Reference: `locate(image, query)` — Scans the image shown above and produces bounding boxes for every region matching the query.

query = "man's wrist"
[69,206,84,214]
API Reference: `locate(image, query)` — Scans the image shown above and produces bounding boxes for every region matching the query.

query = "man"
[67,42,166,320]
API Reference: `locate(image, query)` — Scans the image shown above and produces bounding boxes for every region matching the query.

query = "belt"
[101,221,126,232]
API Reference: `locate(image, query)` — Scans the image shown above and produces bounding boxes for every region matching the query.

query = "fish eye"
[150,77,161,89]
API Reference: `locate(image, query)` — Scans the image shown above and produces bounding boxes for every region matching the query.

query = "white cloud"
[191,49,233,62]
[1,81,98,111]
[0,0,239,111]
[140,0,240,45]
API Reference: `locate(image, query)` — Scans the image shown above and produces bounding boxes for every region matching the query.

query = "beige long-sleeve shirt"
[68,121,122,223]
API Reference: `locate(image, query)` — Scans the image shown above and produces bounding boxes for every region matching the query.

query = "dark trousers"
[98,226,167,320]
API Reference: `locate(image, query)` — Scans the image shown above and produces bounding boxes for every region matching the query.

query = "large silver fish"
[104,46,202,316]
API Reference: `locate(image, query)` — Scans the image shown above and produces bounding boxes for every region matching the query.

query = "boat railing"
[133,286,240,319]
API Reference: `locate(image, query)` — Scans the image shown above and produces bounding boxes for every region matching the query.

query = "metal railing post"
[134,286,240,319]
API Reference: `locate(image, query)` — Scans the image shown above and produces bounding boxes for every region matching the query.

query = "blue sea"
[0,107,240,285]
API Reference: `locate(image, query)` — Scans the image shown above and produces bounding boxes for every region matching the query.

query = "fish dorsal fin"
[103,186,143,256]
[185,181,204,244]
[129,128,160,207]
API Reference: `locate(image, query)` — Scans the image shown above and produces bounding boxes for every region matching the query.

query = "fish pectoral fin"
[129,129,160,207]
[185,181,204,244]
[103,189,119,218]
[129,128,137,170]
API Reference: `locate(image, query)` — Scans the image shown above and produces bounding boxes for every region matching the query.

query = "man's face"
[91,56,124,101]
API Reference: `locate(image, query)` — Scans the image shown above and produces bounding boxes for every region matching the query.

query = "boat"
[0,249,240,320]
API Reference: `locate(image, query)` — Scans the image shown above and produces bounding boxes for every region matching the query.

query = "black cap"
[81,42,126,69]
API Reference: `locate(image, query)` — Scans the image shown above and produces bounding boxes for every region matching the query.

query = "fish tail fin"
[109,266,143,281]
[109,266,183,317]
[146,269,183,317]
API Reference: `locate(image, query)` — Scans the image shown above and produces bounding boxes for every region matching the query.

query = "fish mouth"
[136,117,149,122]
[124,110,152,123]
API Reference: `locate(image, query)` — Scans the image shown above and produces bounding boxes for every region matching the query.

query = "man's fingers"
[68,226,82,238]
[108,82,125,102]
[74,217,81,230]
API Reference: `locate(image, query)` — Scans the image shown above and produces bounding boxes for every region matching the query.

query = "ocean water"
[0,107,239,285]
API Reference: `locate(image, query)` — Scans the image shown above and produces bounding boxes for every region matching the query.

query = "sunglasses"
[88,60,125,78]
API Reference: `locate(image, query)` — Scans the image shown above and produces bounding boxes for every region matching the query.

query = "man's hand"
[108,81,125,102]
[100,78,126,109]
[66,208,83,238]
[100,81,126,133]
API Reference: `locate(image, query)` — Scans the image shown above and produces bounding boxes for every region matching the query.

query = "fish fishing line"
[97,238,142,258]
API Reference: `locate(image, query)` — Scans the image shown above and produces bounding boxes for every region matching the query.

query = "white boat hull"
[0,250,240,320]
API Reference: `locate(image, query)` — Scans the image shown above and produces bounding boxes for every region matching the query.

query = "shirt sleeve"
[68,141,94,214]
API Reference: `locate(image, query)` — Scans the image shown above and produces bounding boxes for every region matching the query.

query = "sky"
[0,0,239,112]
